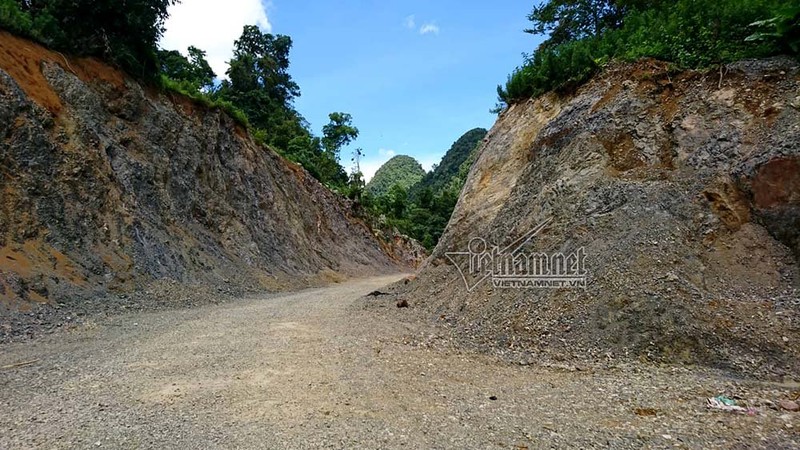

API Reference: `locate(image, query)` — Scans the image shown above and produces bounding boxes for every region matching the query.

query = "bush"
[1,0,175,80]
[498,0,789,108]
[747,5,800,54]
[0,0,32,36]
[160,75,251,128]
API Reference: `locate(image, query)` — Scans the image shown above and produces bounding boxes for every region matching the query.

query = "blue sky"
[161,1,542,181]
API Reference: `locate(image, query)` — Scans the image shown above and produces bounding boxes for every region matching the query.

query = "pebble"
[779,399,799,412]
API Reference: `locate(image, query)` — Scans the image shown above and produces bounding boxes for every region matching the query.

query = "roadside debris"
[396,299,409,308]
[0,359,39,370]
[367,290,390,297]
[706,396,758,415]
[634,407,658,417]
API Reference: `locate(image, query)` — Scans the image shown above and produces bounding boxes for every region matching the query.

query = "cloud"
[361,149,399,182]
[360,160,385,183]
[417,154,443,172]
[419,23,440,35]
[160,0,271,80]
[404,15,440,35]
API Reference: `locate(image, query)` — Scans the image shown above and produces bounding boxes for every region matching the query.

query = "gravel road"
[1,274,798,449]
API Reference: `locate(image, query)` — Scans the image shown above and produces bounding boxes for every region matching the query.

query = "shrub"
[498,0,788,109]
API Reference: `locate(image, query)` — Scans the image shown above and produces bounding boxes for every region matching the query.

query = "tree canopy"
[366,156,426,197]
[0,0,176,78]
[158,46,216,91]
[411,128,486,199]
[363,129,484,250]
[526,0,626,48]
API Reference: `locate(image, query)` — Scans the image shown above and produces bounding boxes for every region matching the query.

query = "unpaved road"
[1,274,798,449]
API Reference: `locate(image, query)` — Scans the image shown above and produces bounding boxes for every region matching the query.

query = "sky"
[161,1,543,181]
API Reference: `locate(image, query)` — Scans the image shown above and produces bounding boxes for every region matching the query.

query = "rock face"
[393,58,800,376]
[0,32,405,315]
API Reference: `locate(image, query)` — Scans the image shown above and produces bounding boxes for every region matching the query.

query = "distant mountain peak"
[366,155,426,196]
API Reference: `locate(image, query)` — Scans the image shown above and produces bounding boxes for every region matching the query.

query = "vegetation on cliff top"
[0,0,175,79]
[497,0,800,109]
[0,1,362,192]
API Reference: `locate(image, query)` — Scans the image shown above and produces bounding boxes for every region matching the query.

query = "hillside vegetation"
[365,156,426,197]
[410,128,487,198]
[363,129,485,249]
[497,0,799,109]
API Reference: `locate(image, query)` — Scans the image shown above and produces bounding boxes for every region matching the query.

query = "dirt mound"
[385,58,800,378]
[0,32,411,330]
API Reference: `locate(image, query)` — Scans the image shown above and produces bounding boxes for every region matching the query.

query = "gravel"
[1,275,798,449]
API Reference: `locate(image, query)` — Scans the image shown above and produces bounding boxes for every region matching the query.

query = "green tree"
[158,46,216,91]
[217,25,304,150]
[526,0,626,47]
[498,0,785,109]
[2,0,177,79]
[387,184,409,219]
[363,128,484,250]
[411,128,486,199]
[322,112,359,160]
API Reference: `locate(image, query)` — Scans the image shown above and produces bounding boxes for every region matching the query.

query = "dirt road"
[1,275,798,449]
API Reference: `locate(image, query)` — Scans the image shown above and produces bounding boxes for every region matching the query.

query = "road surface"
[1,275,798,449]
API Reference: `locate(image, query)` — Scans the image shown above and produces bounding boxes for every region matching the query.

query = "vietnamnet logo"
[445,219,588,292]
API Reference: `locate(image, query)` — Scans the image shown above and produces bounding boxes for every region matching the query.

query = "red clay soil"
[0,31,125,115]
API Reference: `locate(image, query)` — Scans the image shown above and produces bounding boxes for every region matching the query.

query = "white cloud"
[419,23,440,35]
[361,150,398,182]
[404,15,416,29]
[160,0,271,80]
[417,154,442,172]
[360,160,384,183]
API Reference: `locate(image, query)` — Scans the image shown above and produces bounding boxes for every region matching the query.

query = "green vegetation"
[158,26,358,190]
[746,5,800,55]
[497,0,796,109]
[158,46,216,92]
[361,129,484,250]
[410,128,486,198]
[0,0,175,79]
[366,156,426,197]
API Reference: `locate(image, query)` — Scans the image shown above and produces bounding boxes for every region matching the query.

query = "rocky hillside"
[384,58,800,377]
[0,32,409,322]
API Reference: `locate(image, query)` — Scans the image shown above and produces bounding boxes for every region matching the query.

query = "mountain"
[380,58,800,377]
[0,31,416,326]
[365,155,426,196]
[411,128,487,197]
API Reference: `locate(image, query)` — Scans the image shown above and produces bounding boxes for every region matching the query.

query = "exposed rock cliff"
[0,32,406,321]
[389,58,800,377]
